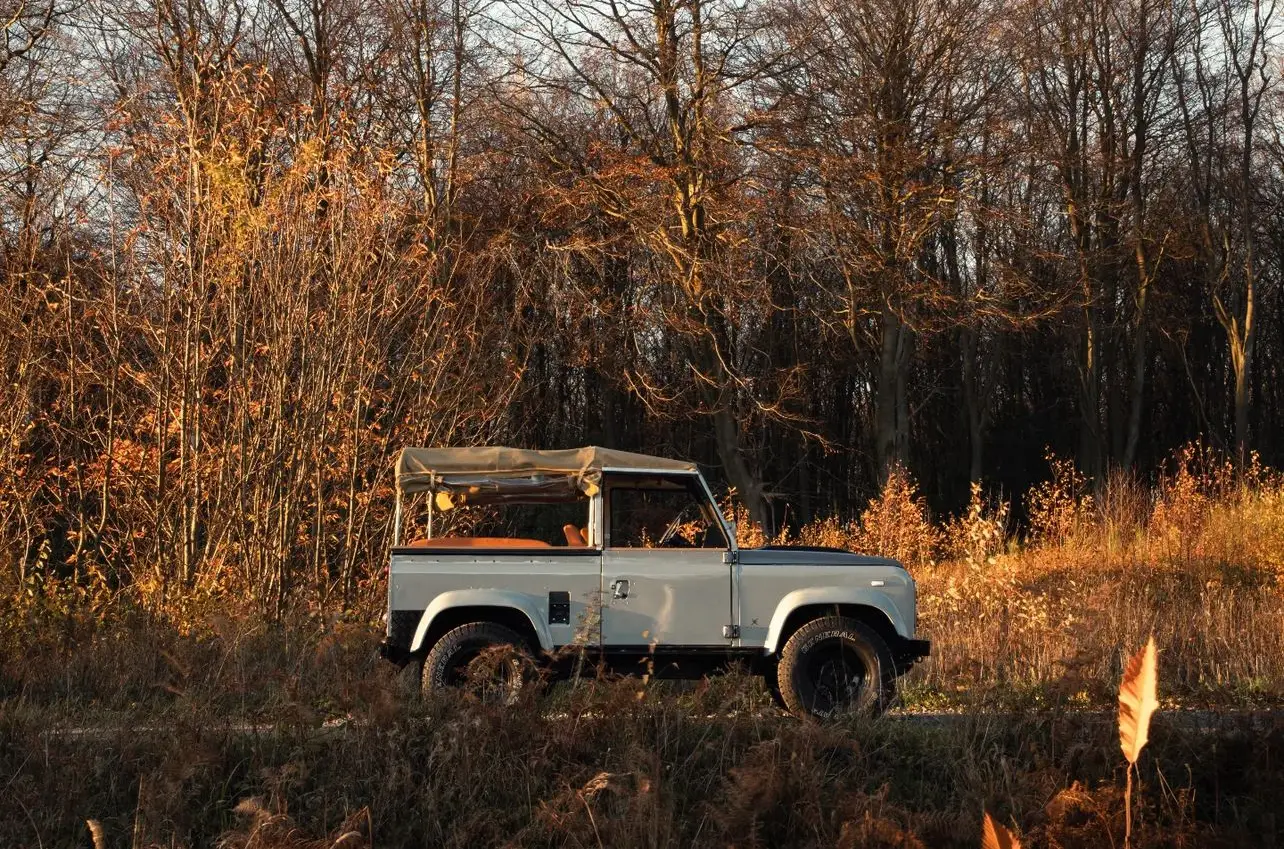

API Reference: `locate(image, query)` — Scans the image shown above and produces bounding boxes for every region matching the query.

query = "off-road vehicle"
[379,446,929,717]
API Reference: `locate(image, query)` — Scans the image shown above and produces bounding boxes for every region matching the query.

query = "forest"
[3,3,1284,846]
[0,0,1281,612]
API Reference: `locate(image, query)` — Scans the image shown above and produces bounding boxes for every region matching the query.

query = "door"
[601,473,733,648]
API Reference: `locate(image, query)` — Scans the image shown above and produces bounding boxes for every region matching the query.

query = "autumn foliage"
[0,0,1283,624]
[0,0,1280,845]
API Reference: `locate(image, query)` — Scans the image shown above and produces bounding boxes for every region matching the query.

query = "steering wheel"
[657,504,701,548]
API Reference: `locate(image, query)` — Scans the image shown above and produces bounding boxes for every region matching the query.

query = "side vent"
[548,591,571,625]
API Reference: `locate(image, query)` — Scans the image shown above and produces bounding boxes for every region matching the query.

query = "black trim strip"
[599,645,762,657]
[902,638,931,658]
[890,638,931,665]
[378,638,411,665]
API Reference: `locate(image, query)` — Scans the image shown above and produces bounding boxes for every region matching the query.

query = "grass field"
[2,447,1283,846]
[5,690,1282,848]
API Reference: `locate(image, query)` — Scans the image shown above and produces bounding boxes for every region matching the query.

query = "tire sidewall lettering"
[798,630,868,654]
[778,616,893,718]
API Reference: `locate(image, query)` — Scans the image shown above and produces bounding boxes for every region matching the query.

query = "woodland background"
[1,0,1282,614]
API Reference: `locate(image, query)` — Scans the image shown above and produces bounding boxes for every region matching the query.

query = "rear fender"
[409,589,554,653]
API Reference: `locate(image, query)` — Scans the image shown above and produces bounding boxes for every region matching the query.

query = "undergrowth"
[2,443,1284,846]
[4,444,1284,719]
[4,672,1282,848]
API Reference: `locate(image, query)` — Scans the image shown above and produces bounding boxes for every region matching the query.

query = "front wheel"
[776,616,895,719]
[422,622,535,706]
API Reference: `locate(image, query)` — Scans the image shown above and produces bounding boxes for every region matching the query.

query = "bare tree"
[500,0,789,524]
[776,0,992,480]
[1174,0,1277,463]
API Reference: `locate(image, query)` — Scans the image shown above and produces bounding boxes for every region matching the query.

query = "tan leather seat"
[405,537,551,549]
[562,524,586,546]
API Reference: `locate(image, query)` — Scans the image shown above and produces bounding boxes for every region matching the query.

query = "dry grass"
[2,444,1283,846]
[2,669,1281,848]
[4,445,1283,720]
[0,611,1280,847]
[730,448,1284,711]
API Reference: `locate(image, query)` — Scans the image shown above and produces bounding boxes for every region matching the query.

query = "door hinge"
[722,624,740,639]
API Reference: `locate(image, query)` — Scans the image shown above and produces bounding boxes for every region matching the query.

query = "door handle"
[610,578,630,600]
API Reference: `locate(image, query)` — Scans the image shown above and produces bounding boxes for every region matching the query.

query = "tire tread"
[422,621,530,695]
[776,615,895,719]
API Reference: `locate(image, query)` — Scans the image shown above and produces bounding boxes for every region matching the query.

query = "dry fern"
[1118,636,1159,765]
[1119,635,1159,848]
[980,811,1021,849]
[86,819,106,849]
[218,796,371,849]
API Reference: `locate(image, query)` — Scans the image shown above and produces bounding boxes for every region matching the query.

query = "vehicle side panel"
[600,549,731,646]
[388,550,601,652]
[734,551,917,650]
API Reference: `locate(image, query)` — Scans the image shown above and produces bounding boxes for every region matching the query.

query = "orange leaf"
[1118,635,1159,765]
[981,811,1021,849]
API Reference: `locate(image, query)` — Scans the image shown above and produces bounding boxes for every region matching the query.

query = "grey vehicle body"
[379,446,930,709]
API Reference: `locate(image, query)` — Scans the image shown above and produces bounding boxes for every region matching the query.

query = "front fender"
[409,589,554,653]
[763,586,911,654]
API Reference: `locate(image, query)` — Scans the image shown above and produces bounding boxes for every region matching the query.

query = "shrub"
[1025,452,1093,548]
[850,465,939,570]
[943,483,1010,569]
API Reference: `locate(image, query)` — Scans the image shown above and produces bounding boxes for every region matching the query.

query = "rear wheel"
[777,616,894,719]
[422,622,535,706]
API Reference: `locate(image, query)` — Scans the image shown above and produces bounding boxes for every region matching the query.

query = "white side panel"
[390,551,601,650]
[735,563,916,651]
[600,549,731,647]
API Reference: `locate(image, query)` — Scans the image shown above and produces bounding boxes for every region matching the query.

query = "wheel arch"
[763,588,907,655]
[410,590,551,655]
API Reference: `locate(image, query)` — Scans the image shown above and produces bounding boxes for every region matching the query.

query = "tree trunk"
[960,325,984,484]
[1232,333,1252,465]
[1078,306,1103,483]
[875,309,912,481]
[712,407,767,531]
[1122,313,1146,469]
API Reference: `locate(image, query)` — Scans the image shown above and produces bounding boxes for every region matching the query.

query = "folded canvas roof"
[396,446,697,495]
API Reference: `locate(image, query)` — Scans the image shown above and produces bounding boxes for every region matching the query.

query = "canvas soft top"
[395,446,697,496]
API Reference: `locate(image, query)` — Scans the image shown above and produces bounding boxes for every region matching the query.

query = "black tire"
[422,622,534,705]
[777,616,895,719]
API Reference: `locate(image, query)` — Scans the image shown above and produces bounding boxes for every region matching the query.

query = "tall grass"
[3,672,1280,848]
[731,445,1284,710]
[2,443,1282,846]
[4,444,1283,718]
